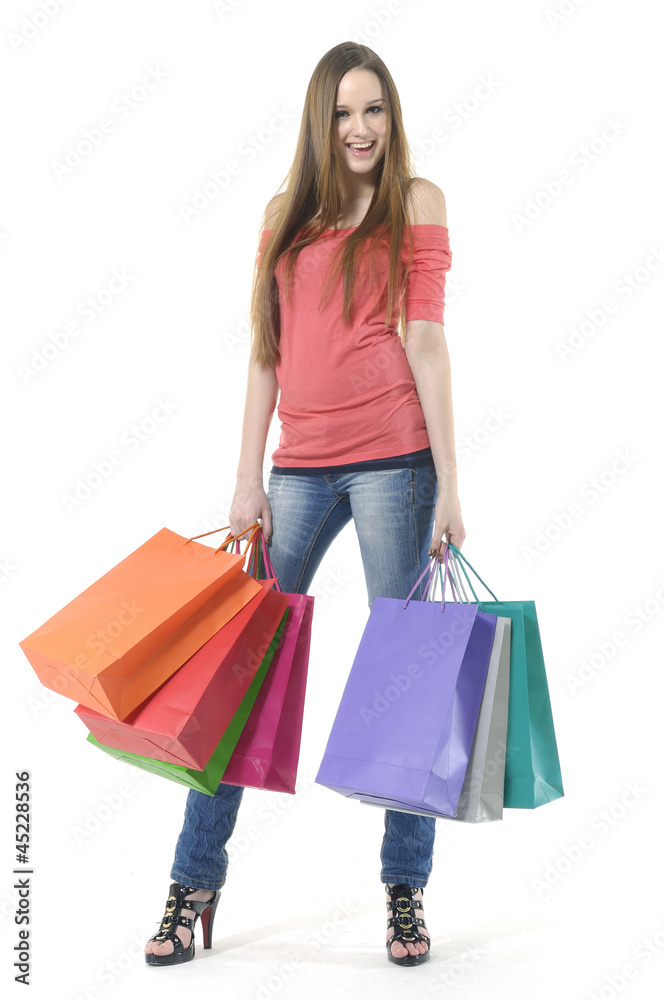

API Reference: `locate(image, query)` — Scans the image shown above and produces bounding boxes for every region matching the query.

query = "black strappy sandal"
[385,883,431,966]
[145,881,220,966]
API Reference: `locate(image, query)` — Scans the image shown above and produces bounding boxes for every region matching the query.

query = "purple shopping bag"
[315,549,498,817]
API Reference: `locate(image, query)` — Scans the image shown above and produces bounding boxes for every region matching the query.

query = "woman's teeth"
[347,141,375,157]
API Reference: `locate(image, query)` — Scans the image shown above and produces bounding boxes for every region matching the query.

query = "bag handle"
[254,529,283,593]
[433,549,472,602]
[449,551,482,603]
[447,543,500,603]
[405,555,437,608]
[404,544,457,612]
[186,522,261,554]
[260,532,282,592]
[243,526,283,593]
[423,549,461,603]
[422,560,438,601]
[215,524,264,572]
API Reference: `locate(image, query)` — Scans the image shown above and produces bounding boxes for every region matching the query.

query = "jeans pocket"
[409,465,437,509]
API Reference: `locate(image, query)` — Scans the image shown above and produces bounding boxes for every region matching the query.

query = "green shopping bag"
[87,608,289,795]
[447,544,564,809]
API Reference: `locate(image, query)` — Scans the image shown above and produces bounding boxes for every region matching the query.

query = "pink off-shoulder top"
[256,223,452,468]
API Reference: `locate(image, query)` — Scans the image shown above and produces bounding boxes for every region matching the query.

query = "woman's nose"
[347,113,370,136]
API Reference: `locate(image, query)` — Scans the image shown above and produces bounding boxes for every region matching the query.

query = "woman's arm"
[403,178,466,555]
[229,357,279,540]
[405,320,465,555]
[229,193,285,540]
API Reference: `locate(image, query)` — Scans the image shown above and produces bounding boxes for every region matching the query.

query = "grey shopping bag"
[452,615,511,822]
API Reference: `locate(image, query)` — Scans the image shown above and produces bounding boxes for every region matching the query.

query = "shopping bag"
[452,614,511,821]
[19,526,262,720]
[361,610,512,822]
[448,543,564,808]
[73,576,290,768]
[220,530,314,792]
[86,607,290,795]
[315,550,498,817]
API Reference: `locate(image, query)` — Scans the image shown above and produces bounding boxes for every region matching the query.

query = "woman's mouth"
[346,141,375,158]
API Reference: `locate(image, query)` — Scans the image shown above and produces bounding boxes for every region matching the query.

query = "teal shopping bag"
[447,544,564,809]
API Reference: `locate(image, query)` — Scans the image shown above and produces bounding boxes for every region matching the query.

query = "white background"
[2,1,663,998]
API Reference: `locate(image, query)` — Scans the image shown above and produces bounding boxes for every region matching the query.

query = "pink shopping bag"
[220,530,314,793]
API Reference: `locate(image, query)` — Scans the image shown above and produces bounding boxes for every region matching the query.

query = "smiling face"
[333,68,388,179]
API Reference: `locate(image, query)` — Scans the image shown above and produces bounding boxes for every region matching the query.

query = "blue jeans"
[170,463,439,891]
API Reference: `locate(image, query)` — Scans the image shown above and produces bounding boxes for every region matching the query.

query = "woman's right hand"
[229,477,272,542]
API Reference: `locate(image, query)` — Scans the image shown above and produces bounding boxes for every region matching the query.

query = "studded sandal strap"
[180,897,215,918]
[386,892,425,912]
[150,929,184,951]
[386,888,429,946]
[386,915,426,928]
[387,903,424,920]
[386,918,429,945]
[387,929,429,947]
[152,913,192,944]
[385,898,426,910]
[166,884,216,909]
[153,887,200,940]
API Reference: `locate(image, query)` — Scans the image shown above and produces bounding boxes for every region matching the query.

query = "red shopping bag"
[74,575,290,769]
[19,526,261,720]
[219,530,314,793]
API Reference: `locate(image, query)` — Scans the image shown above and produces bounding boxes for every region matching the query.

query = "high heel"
[145,881,220,966]
[385,883,431,966]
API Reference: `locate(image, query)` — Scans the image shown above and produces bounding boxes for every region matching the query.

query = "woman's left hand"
[428,485,466,559]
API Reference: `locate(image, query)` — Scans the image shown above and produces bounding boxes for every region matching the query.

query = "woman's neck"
[313,196,374,229]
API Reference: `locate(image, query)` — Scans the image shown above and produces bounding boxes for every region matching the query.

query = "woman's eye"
[334,106,383,119]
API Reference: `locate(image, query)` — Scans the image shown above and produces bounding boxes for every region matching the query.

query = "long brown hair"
[250,41,418,367]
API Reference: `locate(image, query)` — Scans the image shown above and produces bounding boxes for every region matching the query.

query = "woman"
[145,40,465,969]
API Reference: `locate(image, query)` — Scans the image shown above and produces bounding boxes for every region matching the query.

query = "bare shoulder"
[263,192,286,231]
[405,177,447,227]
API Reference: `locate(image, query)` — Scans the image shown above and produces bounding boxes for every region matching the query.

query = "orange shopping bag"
[19,525,262,721]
